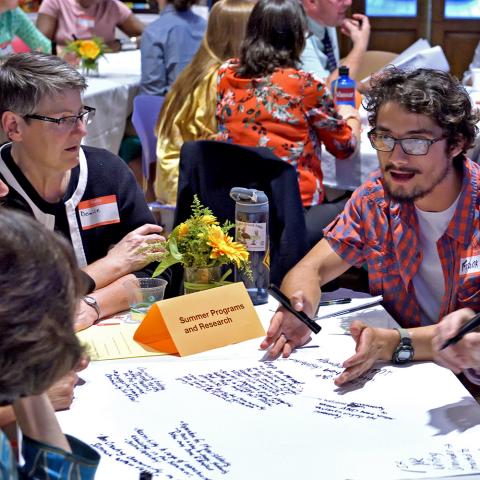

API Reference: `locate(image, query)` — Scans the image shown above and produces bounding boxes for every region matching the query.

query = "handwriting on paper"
[287,357,392,387]
[176,363,304,410]
[93,421,230,479]
[314,398,394,421]
[105,367,165,402]
[396,443,480,474]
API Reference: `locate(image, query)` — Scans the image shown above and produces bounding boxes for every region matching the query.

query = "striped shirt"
[324,159,480,327]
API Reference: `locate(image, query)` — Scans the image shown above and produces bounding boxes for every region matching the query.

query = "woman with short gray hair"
[0,52,169,331]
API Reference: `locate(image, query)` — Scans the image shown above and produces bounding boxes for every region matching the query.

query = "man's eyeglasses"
[24,106,96,130]
[367,130,445,156]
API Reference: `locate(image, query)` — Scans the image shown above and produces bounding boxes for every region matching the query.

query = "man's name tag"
[78,195,120,230]
[460,255,480,276]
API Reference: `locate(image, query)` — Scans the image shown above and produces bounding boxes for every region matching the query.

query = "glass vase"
[81,62,99,77]
[183,265,222,295]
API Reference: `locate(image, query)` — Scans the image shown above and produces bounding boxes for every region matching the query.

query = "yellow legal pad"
[77,323,169,361]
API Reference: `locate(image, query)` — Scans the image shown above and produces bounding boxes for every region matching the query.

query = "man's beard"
[382,161,451,203]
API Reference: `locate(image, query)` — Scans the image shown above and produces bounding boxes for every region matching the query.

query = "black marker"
[139,472,152,480]
[318,298,352,306]
[439,311,480,351]
[268,284,321,334]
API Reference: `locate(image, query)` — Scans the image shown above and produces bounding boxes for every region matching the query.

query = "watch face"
[396,346,414,363]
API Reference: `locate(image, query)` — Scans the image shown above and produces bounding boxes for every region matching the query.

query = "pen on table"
[439,311,480,351]
[318,298,352,307]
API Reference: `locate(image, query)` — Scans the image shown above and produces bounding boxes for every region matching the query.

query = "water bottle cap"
[229,187,268,205]
[339,65,349,77]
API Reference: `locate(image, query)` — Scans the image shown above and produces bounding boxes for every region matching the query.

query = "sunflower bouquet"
[64,36,107,76]
[141,196,251,291]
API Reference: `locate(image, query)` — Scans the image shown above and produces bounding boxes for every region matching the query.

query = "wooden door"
[343,0,429,55]
[431,1,480,79]
[342,0,480,79]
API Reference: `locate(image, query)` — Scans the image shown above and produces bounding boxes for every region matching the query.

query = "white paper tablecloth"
[82,50,141,154]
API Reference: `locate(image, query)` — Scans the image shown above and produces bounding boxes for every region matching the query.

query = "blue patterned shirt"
[0,430,99,479]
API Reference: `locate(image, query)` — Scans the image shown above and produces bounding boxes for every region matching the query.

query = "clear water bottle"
[331,65,356,107]
[230,187,269,305]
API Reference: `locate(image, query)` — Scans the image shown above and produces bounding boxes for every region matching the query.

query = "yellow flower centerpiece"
[64,37,106,76]
[142,196,251,293]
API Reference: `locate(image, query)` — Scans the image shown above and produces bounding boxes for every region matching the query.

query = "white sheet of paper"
[58,321,480,480]
[361,38,449,82]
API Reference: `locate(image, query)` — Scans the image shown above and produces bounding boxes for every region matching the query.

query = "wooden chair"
[355,50,397,82]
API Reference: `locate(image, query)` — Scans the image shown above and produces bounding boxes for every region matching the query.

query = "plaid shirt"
[324,159,480,328]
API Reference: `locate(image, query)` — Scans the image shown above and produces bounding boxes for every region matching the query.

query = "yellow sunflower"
[177,222,189,238]
[201,214,218,225]
[78,40,101,60]
[206,225,249,267]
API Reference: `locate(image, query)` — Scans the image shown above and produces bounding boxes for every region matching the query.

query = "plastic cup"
[123,277,167,322]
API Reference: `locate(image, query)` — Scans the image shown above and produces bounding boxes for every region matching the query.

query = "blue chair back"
[132,94,165,179]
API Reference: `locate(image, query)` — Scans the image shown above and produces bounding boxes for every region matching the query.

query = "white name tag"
[78,195,120,230]
[76,15,95,29]
[459,255,480,276]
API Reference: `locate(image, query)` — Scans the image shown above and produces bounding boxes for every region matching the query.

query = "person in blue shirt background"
[300,0,370,85]
[140,0,206,96]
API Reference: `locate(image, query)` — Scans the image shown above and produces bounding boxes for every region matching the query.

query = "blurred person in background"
[36,0,144,52]
[155,0,254,205]
[216,0,360,246]
[300,0,370,84]
[140,0,206,96]
[0,0,50,57]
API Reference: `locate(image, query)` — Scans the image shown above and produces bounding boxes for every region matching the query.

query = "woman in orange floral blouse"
[216,0,361,246]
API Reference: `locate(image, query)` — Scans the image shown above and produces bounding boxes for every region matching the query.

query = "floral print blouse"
[216,60,356,207]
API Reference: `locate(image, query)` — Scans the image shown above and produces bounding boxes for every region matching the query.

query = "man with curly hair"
[261,67,480,386]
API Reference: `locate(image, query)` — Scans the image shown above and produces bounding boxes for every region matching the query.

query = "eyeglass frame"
[23,105,96,129]
[367,129,446,156]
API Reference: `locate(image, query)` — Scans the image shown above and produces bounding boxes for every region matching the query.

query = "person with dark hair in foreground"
[0,209,99,478]
[261,67,480,387]
[216,0,360,245]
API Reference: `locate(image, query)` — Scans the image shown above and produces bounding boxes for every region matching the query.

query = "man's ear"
[449,135,466,159]
[2,111,23,142]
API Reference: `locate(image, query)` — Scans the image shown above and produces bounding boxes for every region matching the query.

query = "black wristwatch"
[392,328,414,364]
[83,295,100,321]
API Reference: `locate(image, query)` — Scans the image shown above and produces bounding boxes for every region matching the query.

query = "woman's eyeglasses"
[24,106,96,131]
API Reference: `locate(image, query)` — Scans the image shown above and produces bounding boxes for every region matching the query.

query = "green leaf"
[168,237,183,260]
[152,255,181,277]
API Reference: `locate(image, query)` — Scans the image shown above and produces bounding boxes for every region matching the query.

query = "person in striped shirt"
[261,67,480,386]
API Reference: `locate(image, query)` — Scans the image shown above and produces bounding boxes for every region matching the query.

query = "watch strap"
[392,327,414,364]
[83,295,100,321]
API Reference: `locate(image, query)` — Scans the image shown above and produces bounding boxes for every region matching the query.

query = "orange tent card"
[134,282,265,356]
